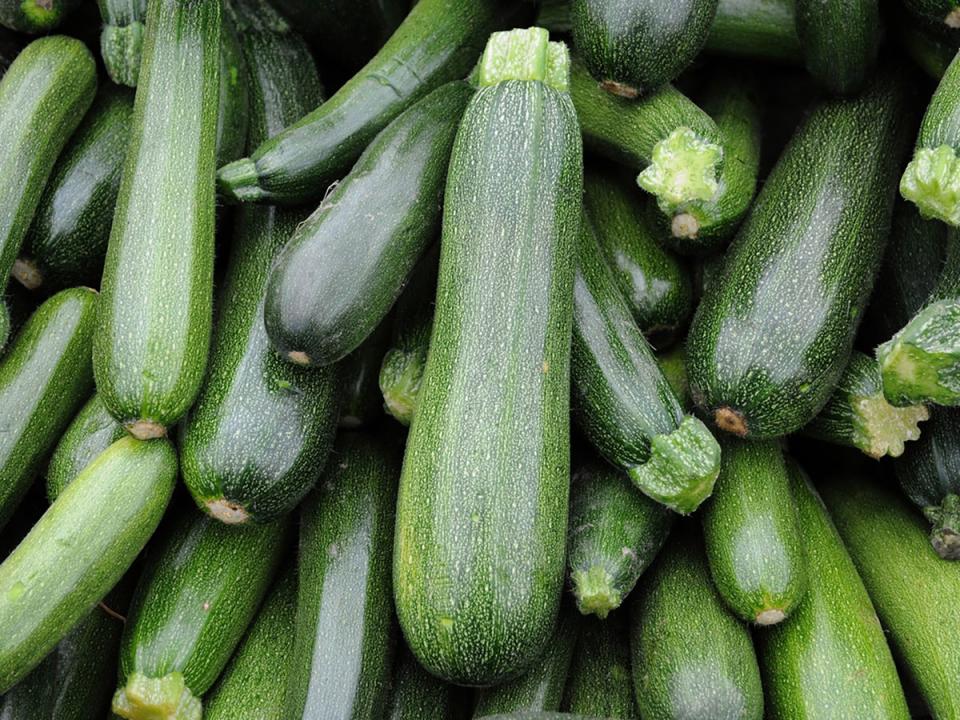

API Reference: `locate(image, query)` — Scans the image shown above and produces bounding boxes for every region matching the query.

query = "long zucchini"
[97,0,146,87]
[794,0,880,95]
[561,614,638,719]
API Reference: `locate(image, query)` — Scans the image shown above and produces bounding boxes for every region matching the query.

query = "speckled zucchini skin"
[0,0,80,33]
[387,646,460,720]
[687,72,912,439]
[96,0,147,87]
[759,464,910,719]
[795,0,880,95]
[214,9,249,167]
[561,614,638,719]
[704,0,801,63]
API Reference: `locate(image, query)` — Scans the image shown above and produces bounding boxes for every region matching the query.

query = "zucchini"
[94,0,221,439]
[217,0,527,204]
[263,81,472,367]
[0,0,78,33]
[820,472,960,718]
[687,71,912,439]
[283,433,399,719]
[474,610,578,717]
[899,22,956,79]
[394,29,580,687]
[97,0,146,87]
[704,0,801,64]
[629,525,764,720]
[803,351,928,459]
[701,437,806,625]
[339,315,391,429]
[572,215,720,513]
[15,87,133,291]
[566,456,674,618]
[180,0,337,526]
[583,166,693,340]
[570,0,718,97]
[0,435,176,693]
[561,614,638,719]
[0,287,96,529]
[203,567,296,720]
[215,9,249,168]
[795,0,880,95]
[760,464,911,718]
[656,343,691,410]
[0,36,96,291]
[113,511,288,720]
[387,646,459,720]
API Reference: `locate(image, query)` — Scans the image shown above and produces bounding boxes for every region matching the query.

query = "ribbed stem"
[637,127,724,217]
[478,26,570,91]
[571,566,620,619]
[112,672,201,720]
[900,145,960,226]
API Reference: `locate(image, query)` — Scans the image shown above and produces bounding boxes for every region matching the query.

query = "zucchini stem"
[112,672,201,720]
[637,127,724,219]
[900,145,960,226]
[571,565,620,618]
[378,347,424,426]
[478,27,570,91]
[217,157,262,204]
[924,494,960,560]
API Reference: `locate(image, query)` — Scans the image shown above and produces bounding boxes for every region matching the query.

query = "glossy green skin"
[820,473,960,719]
[0,0,79,32]
[474,611,578,716]
[97,0,147,87]
[562,615,638,719]
[340,316,391,429]
[687,73,911,439]
[704,0,801,63]
[908,46,960,153]
[760,466,910,719]
[566,458,674,617]
[215,11,249,168]
[584,167,692,338]
[264,81,472,367]
[118,512,288,700]
[283,433,399,719]
[46,393,125,501]
[571,0,718,94]
[893,405,960,512]
[387,647,458,720]
[19,87,133,290]
[795,0,880,95]
[204,568,296,720]
[94,0,220,433]
[218,0,524,204]
[629,527,763,720]
[701,437,806,624]
[0,436,176,693]
[0,36,96,288]
[181,5,337,525]
[395,77,581,686]
[0,288,96,530]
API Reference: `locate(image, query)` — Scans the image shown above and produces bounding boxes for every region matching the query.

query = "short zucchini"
[561,614,638,719]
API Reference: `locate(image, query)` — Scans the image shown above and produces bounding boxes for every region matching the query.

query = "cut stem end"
[205,498,250,525]
[714,407,748,437]
[112,672,201,720]
[125,420,167,440]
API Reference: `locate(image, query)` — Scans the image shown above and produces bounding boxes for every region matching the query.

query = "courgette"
[704,0,801,64]
[97,0,146,87]
[181,0,337,525]
[0,0,79,33]
[657,343,692,410]
[263,81,472,367]
[94,0,221,439]
[899,22,956,79]
[387,646,459,720]
[561,614,638,719]
[340,316,391,429]
[283,433,399,719]
[795,0,880,95]
[394,28,580,686]
[215,9,249,168]
[0,287,96,529]
[217,0,526,204]
[687,71,912,439]
[820,472,960,719]
[629,525,764,720]
[759,463,910,718]
[0,435,176,693]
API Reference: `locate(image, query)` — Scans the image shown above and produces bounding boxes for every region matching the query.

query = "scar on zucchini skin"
[600,79,639,99]
[715,406,748,437]
[287,350,311,366]
[126,420,167,440]
[206,498,249,525]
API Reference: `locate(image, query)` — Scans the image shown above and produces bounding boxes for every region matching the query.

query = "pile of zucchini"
[3,0,960,718]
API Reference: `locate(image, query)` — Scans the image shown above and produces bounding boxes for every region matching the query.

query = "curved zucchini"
[795,0,880,95]
[687,71,912,439]
[387,646,459,720]
[97,0,146,87]
[759,464,910,719]
[394,29,580,686]
[0,435,176,693]
[566,457,674,618]
[94,0,221,439]
[0,0,79,33]
[217,0,526,204]
[820,472,960,718]
[16,86,133,291]
[0,287,96,529]
[704,0,801,64]
[339,315,391,429]
[180,0,336,526]
[113,512,288,720]
[561,614,638,719]
[264,81,472,367]
[283,433,399,719]
[629,525,764,720]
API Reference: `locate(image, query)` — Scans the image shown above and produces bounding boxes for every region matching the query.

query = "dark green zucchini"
[629,525,764,720]
[15,87,133,291]
[0,435,176,693]
[795,0,880,95]
[566,457,674,618]
[283,433,399,719]
[264,81,472,367]
[97,0,146,87]
[113,512,287,720]
[899,22,956,79]
[394,29,580,687]
[0,36,96,292]
[583,166,692,339]
[180,0,337,526]
[701,437,806,624]
[217,0,526,204]
[760,463,910,719]
[704,0,801,64]
[339,315,391,429]
[387,646,459,720]
[571,0,718,97]
[820,472,960,718]
[687,71,912,439]
[216,9,249,167]
[561,614,637,719]
[0,0,79,33]
[94,0,220,439]
[656,343,691,410]
[572,215,720,514]
[0,287,96,529]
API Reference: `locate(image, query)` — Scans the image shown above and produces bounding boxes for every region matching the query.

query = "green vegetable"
[339,316,391,429]
[657,343,691,409]
[97,0,146,87]
[561,614,638,719]
[215,9,249,167]
[0,0,79,33]
[704,0,801,64]
[902,0,960,38]
[898,23,956,79]
[795,0,880,95]
[387,646,459,720]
